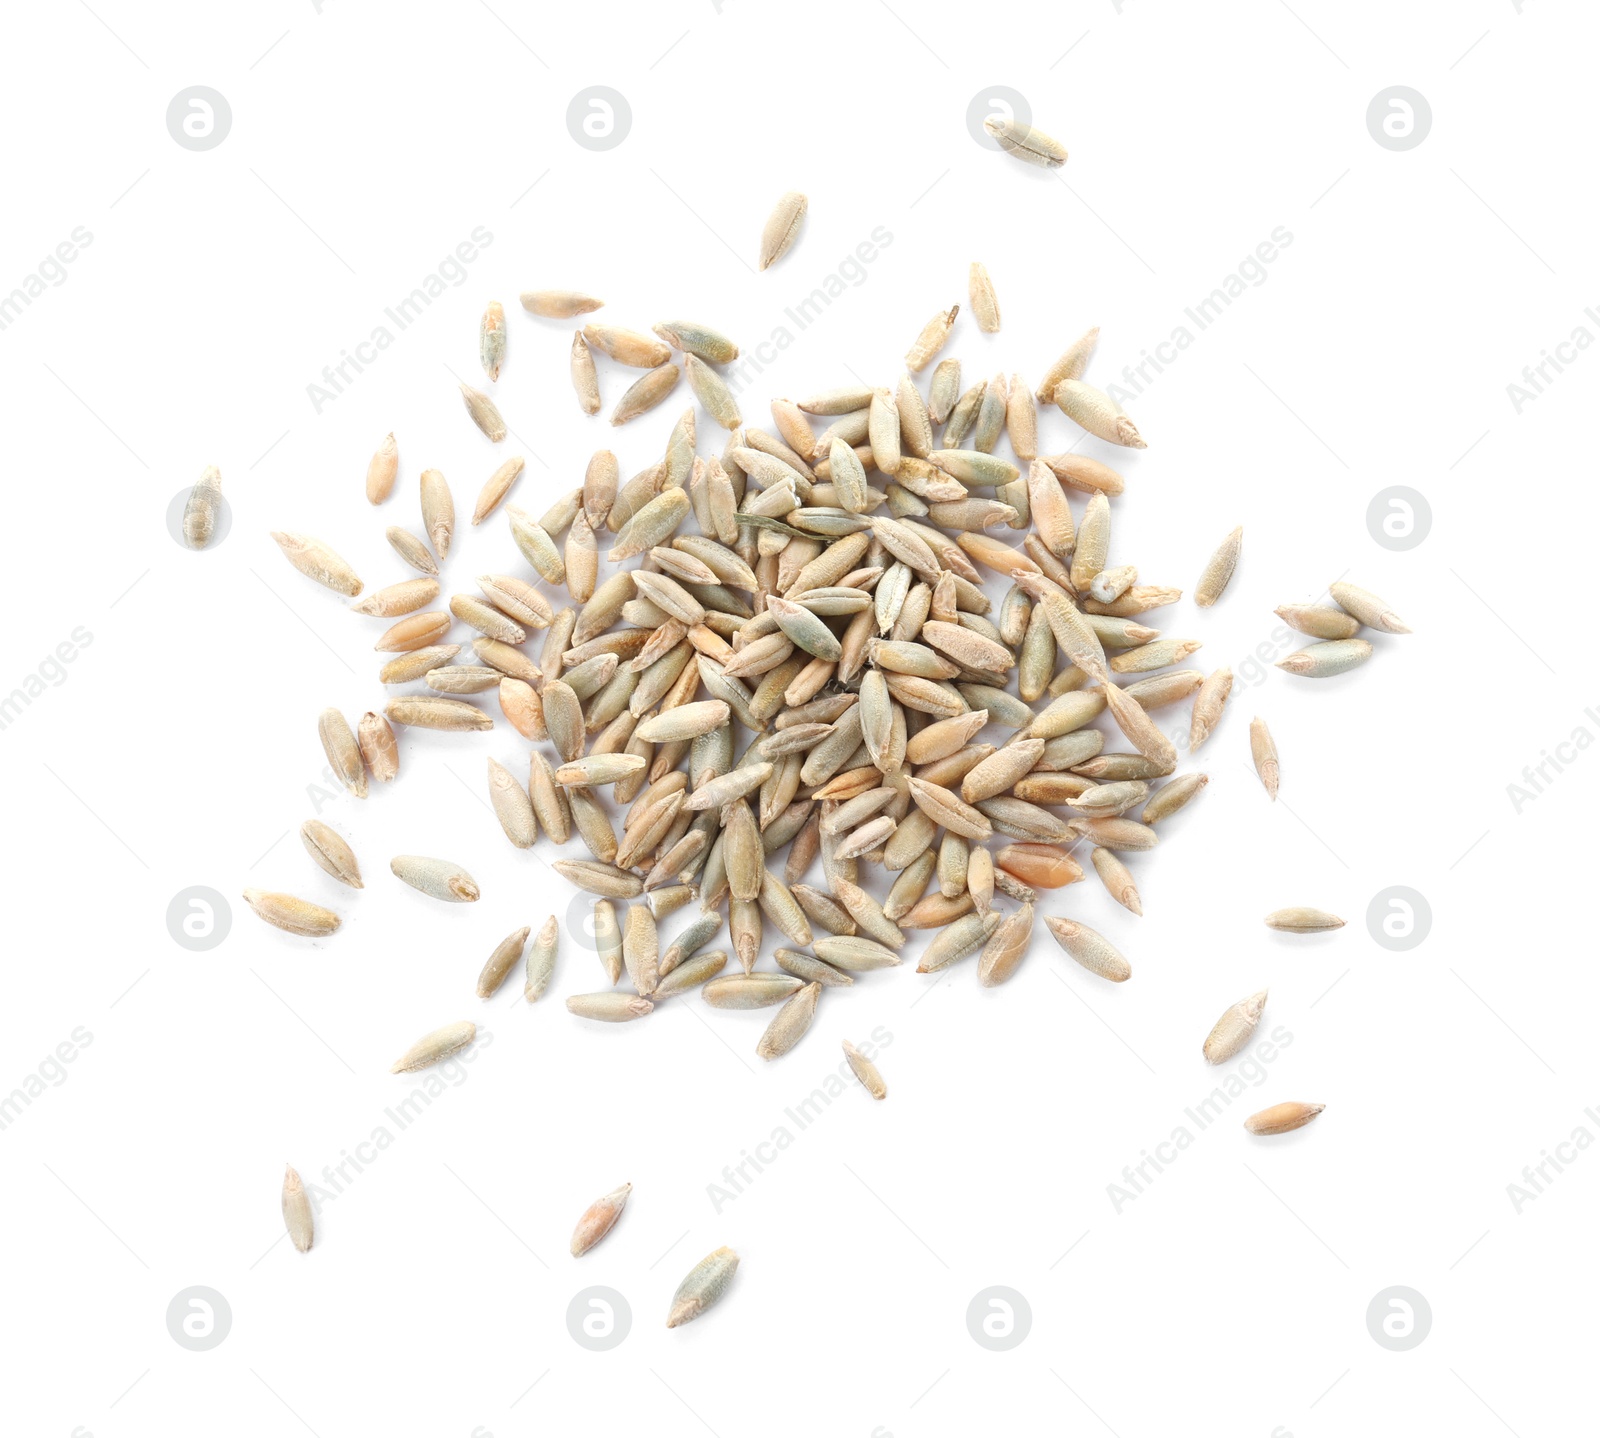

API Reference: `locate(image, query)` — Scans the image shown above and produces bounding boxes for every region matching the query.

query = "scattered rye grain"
[1264,907,1344,932]
[243,889,340,937]
[667,1246,739,1326]
[756,982,820,1059]
[759,192,808,270]
[392,1020,476,1072]
[983,116,1068,167]
[477,926,530,999]
[1245,1101,1324,1136]
[300,820,362,888]
[183,466,223,548]
[1250,716,1280,800]
[842,1039,886,1098]
[272,532,362,596]
[357,712,399,781]
[282,1165,314,1252]
[390,855,480,903]
[460,383,506,441]
[1195,526,1242,607]
[567,991,653,1021]
[571,1183,632,1256]
[525,916,560,1002]
[1044,917,1129,982]
[1204,990,1267,1064]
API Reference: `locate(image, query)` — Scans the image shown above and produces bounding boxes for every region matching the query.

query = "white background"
[0,1,1592,1434]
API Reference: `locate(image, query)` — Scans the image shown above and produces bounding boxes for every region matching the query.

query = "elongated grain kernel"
[1055,379,1145,449]
[1141,772,1208,823]
[183,465,223,547]
[1195,526,1242,607]
[282,1165,314,1253]
[1044,917,1129,982]
[523,915,559,1002]
[906,305,959,372]
[272,532,362,596]
[391,1020,476,1072]
[1203,990,1267,1064]
[842,1039,887,1098]
[703,974,803,1009]
[523,289,604,318]
[1190,667,1233,752]
[1330,581,1410,634]
[1245,1101,1324,1136]
[1277,639,1373,677]
[572,1183,632,1256]
[1091,847,1142,916]
[243,889,340,937]
[755,982,820,1059]
[1250,716,1280,800]
[390,855,479,903]
[386,526,438,576]
[1264,907,1344,932]
[611,363,680,425]
[351,578,440,617]
[1276,603,1360,640]
[667,1246,739,1326]
[473,456,525,525]
[1036,328,1100,402]
[977,901,1034,986]
[995,842,1082,889]
[969,262,1000,332]
[364,434,399,504]
[460,383,506,441]
[570,330,602,414]
[350,716,395,786]
[654,950,730,997]
[567,991,653,1021]
[760,192,807,270]
[917,911,1001,972]
[983,116,1068,167]
[477,926,530,998]
[300,820,362,888]
[479,299,506,381]
[317,709,366,798]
